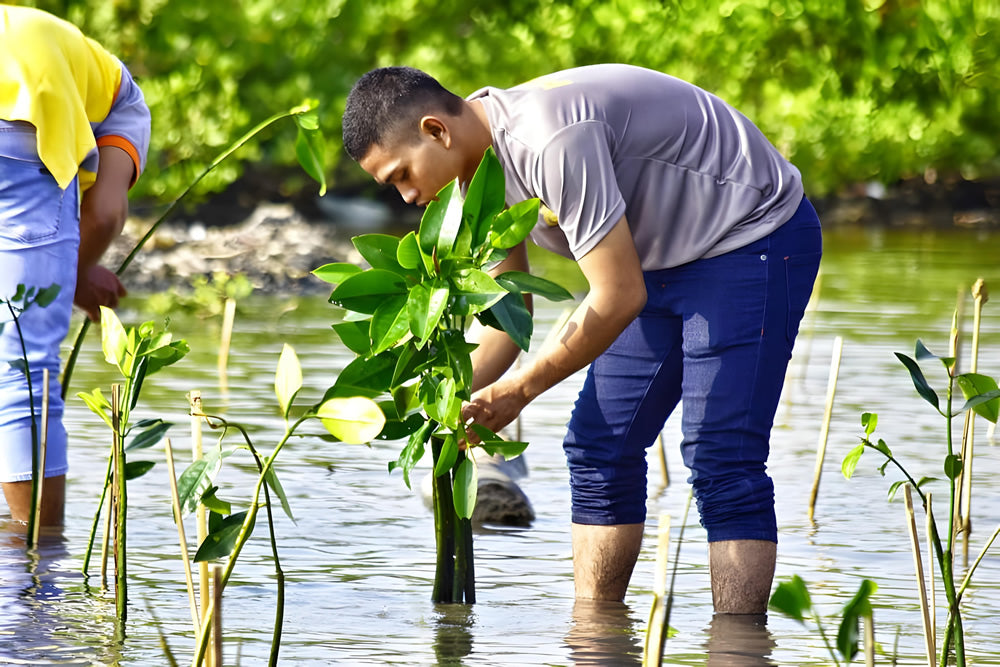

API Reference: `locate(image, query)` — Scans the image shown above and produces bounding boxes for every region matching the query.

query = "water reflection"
[566,599,642,666]
[703,613,776,666]
[432,603,475,664]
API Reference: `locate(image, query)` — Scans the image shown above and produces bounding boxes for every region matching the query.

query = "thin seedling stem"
[165,437,200,633]
[809,335,843,521]
[217,297,236,393]
[904,484,935,667]
[864,613,876,667]
[213,565,223,666]
[958,278,986,567]
[31,368,50,545]
[926,493,936,660]
[643,512,670,667]
[189,390,213,667]
[656,432,669,489]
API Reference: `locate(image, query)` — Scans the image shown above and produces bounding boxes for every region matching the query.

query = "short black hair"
[342,66,465,162]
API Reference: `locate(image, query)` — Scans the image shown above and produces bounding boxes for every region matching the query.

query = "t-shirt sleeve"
[532,121,627,260]
[93,61,151,187]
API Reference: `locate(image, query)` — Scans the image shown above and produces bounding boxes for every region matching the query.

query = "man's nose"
[399,186,419,205]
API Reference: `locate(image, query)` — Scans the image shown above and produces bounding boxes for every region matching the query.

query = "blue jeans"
[563,197,822,542]
[0,122,78,482]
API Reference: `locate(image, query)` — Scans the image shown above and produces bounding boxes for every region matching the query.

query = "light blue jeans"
[0,122,78,482]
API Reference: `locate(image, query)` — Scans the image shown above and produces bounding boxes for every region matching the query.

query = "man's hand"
[74,265,126,322]
[462,373,531,441]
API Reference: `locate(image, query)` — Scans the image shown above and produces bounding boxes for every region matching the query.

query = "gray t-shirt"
[468,64,804,270]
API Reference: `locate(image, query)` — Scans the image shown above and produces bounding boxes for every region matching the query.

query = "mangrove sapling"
[60,102,326,399]
[842,339,1000,667]
[769,575,880,667]
[78,306,190,626]
[177,344,384,666]
[313,147,574,603]
[1,283,61,546]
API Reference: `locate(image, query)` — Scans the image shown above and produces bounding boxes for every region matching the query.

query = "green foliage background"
[19,0,1000,201]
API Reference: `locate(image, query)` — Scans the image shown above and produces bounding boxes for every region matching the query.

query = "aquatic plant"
[1,283,61,546]
[841,337,1000,667]
[176,344,384,665]
[77,306,189,626]
[314,147,573,603]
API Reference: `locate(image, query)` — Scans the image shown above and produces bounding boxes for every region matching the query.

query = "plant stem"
[7,302,40,547]
[111,384,128,626]
[60,106,314,399]
[245,443,285,666]
[431,437,456,603]
[82,455,113,576]
[813,610,841,667]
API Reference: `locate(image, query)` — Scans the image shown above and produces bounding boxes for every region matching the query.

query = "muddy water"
[1,224,999,665]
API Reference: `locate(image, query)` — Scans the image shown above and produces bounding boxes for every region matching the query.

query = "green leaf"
[353,234,406,274]
[329,270,408,314]
[126,420,173,451]
[388,420,433,488]
[407,280,449,343]
[434,434,459,477]
[76,389,115,430]
[464,147,506,250]
[332,320,372,356]
[143,339,189,376]
[914,340,936,360]
[450,268,507,316]
[294,114,327,196]
[481,439,529,460]
[887,480,906,501]
[124,460,155,480]
[956,374,1000,423]
[194,511,252,562]
[313,262,362,286]
[392,382,421,418]
[178,452,223,515]
[873,438,892,458]
[495,270,573,302]
[490,198,540,249]
[916,476,938,488]
[453,456,478,520]
[263,466,295,522]
[768,575,812,623]
[275,343,303,418]
[836,579,877,662]
[100,306,128,372]
[332,351,398,395]
[481,291,533,351]
[842,443,865,479]
[944,454,963,480]
[396,231,423,271]
[34,283,61,308]
[894,352,939,411]
[391,341,428,387]
[434,377,459,430]
[861,412,878,437]
[316,396,386,443]
[376,412,425,441]
[419,180,464,259]
[7,359,26,375]
[200,487,232,515]
[370,295,410,354]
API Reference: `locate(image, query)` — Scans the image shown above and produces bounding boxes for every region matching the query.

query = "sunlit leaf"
[489,198,540,249]
[419,180,464,259]
[450,268,507,316]
[388,421,433,488]
[178,451,224,515]
[77,389,114,430]
[316,396,386,443]
[452,456,478,520]
[126,420,173,451]
[353,234,407,274]
[861,412,878,437]
[894,352,939,411]
[956,374,1000,423]
[329,270,408,314]
[396,231,422,271]
[312,262,362,287]
[275,343,302,418]
[332,320,372,356]
[481,440,529,460]
[200,487,232,515]
[194,511,252,562]
[495,270,573,302]
[434,434,459,477]
[294,115,327,196]
[370,295,410,354]
[407,280,449,343]
[464,147,506,250]
[263,466,295,522]
[836,579,877,662]
[100,306,128,372]
[841,442,865,479]
[434,377,459,430]
[769,575,812,623]
[391,342,428,387]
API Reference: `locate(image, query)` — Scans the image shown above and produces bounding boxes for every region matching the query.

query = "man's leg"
[571,523,644,600]
[2,476,65,525]
[709,539,776,613]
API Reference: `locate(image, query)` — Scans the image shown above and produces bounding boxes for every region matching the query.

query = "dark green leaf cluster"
[314,148,570,517]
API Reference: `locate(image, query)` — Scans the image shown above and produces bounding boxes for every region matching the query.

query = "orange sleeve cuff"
[96,135,142,188]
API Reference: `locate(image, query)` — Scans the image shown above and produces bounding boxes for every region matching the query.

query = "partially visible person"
[342,64,822,613]
[1,5,150,525]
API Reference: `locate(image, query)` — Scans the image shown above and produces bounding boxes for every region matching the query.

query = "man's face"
[359,130,464,208]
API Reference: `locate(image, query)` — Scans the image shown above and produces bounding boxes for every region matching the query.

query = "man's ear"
[419,115,451,148]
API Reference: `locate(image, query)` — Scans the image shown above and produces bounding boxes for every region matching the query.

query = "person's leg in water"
[678,198,821,613]
[0,123,77,526]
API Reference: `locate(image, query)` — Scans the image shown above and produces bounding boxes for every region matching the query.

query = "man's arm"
[74,145,133,321]
[463,214,646,434]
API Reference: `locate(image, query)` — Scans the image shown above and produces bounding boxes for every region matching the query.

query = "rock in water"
[421,453,534,527]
